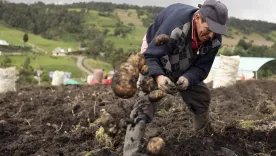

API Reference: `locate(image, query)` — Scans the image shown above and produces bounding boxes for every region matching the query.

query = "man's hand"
[176,76,189,91]
[155,75,177,94]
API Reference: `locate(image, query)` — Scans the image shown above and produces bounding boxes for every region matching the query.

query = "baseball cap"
[199,0,228,35]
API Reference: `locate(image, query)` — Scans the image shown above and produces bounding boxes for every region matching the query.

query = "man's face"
[195,13,215,42]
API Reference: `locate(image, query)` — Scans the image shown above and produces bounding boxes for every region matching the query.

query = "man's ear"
[194,12,200,22]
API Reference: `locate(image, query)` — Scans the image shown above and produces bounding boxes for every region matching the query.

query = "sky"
[8,0,276,23]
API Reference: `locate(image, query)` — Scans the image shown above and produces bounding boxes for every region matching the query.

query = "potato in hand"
[148,90,166,102]
[154,34,170,46]
[140,76,156,94]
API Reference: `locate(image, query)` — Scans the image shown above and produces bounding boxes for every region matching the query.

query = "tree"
[237,39,251,50]
[23,57,31,69]
[87,35,105,59]
[109,48,128,70]
[17,57,37,84]
[41,71,51,84]
[0,0,7,3]
[23,33,29,44]
[0,55,12,67]
[103,28,109,36]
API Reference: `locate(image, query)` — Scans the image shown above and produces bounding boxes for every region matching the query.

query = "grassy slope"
[82,9,146,51]
[0,55,86,78]
[115,9,143,27]
[1,8,275,53]
[84,10,117,28]
[223,28,274,47]
[0,24,80,53]
[108,9,147,51]
[106,26,146,51]
[83,58,112,74]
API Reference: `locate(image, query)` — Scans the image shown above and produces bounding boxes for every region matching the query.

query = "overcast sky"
[8,0,276,23]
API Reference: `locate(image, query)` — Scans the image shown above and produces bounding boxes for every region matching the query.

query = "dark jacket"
[144,3,221,88]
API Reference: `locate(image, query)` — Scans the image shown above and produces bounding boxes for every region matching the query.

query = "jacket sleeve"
[183,47,219,87]
[143,6,175,77]
[144,39,171,77]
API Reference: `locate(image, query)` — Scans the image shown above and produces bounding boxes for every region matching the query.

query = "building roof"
[212,56,275,72]
[52,47,65,53]
[0,40,9,45]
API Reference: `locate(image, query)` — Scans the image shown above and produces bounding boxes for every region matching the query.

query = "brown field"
[0,80,276,156]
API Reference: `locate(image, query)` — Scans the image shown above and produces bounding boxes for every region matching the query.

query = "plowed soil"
[0,80,276,156]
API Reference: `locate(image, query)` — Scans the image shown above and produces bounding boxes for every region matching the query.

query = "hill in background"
[1,1,276,52]
[0,1,276,79]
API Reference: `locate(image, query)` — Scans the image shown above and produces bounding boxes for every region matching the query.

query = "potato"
[120,62,139,78]
[111,52,147,99]
[146,137,165,155]
[140,65,149,76]
[127,53,140,68]
[111,68,138,99]
[99,110,118,136]
[136,53,146,69]
[140,77,156,94]
[154,34,170,46]
[148,90,166,102]
[127,53,146,70]
[0,120,7,124]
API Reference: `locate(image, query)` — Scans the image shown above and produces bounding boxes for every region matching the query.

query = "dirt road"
[75,56,93,75]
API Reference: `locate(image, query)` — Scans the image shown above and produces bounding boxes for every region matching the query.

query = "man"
[124,0,228,155]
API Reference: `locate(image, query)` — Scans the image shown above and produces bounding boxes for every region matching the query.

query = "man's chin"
[199,39,205,42]
[200,38,208,43]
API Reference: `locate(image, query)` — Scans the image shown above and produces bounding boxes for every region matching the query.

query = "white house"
[0,40,9,46]
[52,47,67,56]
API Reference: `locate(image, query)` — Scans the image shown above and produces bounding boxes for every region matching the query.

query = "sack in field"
[51,71,65,86]
[0,67,16,93]
[213,55,240,88]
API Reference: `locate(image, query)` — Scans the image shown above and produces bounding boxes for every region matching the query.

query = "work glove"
[176,76,189,91]
[156,75,177,94]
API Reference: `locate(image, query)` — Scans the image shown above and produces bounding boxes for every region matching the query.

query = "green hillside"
[81,9,146,51]
[0,24,80,53]
[83,58,112,74]
[0,1,275,79]
[0,54,86,78]
[1,2,275,53]
[71,8,276,50]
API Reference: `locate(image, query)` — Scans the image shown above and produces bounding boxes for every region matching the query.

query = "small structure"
[52,47,66,56]
[0,40,9,46]
[211,56,276,80]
